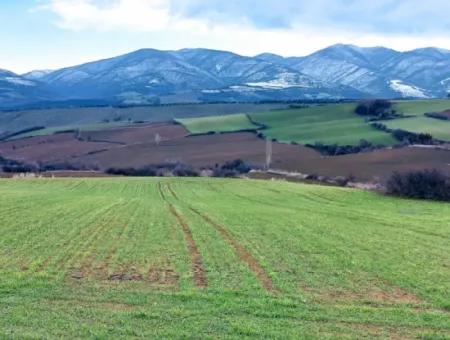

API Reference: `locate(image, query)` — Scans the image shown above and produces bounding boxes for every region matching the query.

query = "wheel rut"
[168,204,207,288]
[158,182,207,289]
[189,207,279,295]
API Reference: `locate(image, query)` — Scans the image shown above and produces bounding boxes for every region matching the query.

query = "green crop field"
[394,99,450,117]
[175,100,450,145]
[6,121,135,140]
[384,116,450,141]
[0,178,449,338]
[176,113,259,134]
[249,104,397,145]
[384,100,450,141]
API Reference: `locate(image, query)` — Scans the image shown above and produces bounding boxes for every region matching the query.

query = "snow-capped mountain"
[280,44,450,98]
[28,48,359,105]
[22,70,54,81]
[1,44,450,107]
[0,69,51,107]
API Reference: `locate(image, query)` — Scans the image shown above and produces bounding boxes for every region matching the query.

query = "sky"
[2,0,450,73]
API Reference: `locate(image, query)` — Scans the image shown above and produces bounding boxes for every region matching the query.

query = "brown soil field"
[1,122,449,182]
[0,133,113,164]
[79,122,188,144]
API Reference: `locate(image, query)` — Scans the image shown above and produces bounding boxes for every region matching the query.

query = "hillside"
[2,44,450,107]
[0,178,449,338]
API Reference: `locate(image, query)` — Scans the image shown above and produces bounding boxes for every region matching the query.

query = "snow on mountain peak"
[389,80,428,98]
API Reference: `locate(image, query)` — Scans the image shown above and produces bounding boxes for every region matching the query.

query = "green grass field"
[249,104,397,145]
[384,116,450,141]
[176,114,259,134]
[383,100,450,141]
[0,178,449,338]
[394,99,450,117]
[6,121,135,140]
[174,100,450,145]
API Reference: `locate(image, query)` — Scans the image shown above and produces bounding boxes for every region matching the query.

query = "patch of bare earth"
[300,281,423,306]
[148,267,179,286]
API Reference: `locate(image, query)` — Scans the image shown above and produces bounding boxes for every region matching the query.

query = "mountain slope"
[34,48,353,104]
[284,44,450,98]
[2,44,450,107]
[0,69,51,107]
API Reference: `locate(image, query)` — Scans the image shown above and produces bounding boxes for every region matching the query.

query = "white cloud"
[39,0,450,57]
[41,0,205,32]
[4,0,446,73]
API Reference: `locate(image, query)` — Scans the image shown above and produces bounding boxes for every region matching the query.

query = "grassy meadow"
[175,113,258,134]
[384,116,450,141]
[249,103,396,145]
[0,178,449,338]
[174,100,450,145]
[394,100,450,116]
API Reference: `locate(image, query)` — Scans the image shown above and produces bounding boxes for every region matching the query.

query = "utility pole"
[155,133,162,146]
[265,138,272,170]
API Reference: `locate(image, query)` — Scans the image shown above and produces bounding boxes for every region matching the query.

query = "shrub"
[424,112,449,121]
[0,156,39,173]
[386,169,450,201]
[105,163,200,177]
[212,159,252,177]
[355,99,394,119]
[39,162,99,172]
[308,139,379,156]
[392,129,434,145]
[173,164,199,177]
[106,166,157,177]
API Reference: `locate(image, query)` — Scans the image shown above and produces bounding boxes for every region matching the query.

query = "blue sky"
[2,0,450,73]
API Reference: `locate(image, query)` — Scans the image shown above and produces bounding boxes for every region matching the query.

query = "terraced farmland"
[0,178,449,338]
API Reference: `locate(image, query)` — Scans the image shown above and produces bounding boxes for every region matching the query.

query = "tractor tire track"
[158,182,207,289]
[167,183,179,200]
[166,182,277,294]
[168,205,207,288]
[189,207,279,295]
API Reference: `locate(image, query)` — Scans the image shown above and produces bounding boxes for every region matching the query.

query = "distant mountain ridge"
[2,44,450,107]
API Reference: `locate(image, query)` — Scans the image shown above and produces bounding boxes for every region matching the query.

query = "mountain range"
[1,44,450,107]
